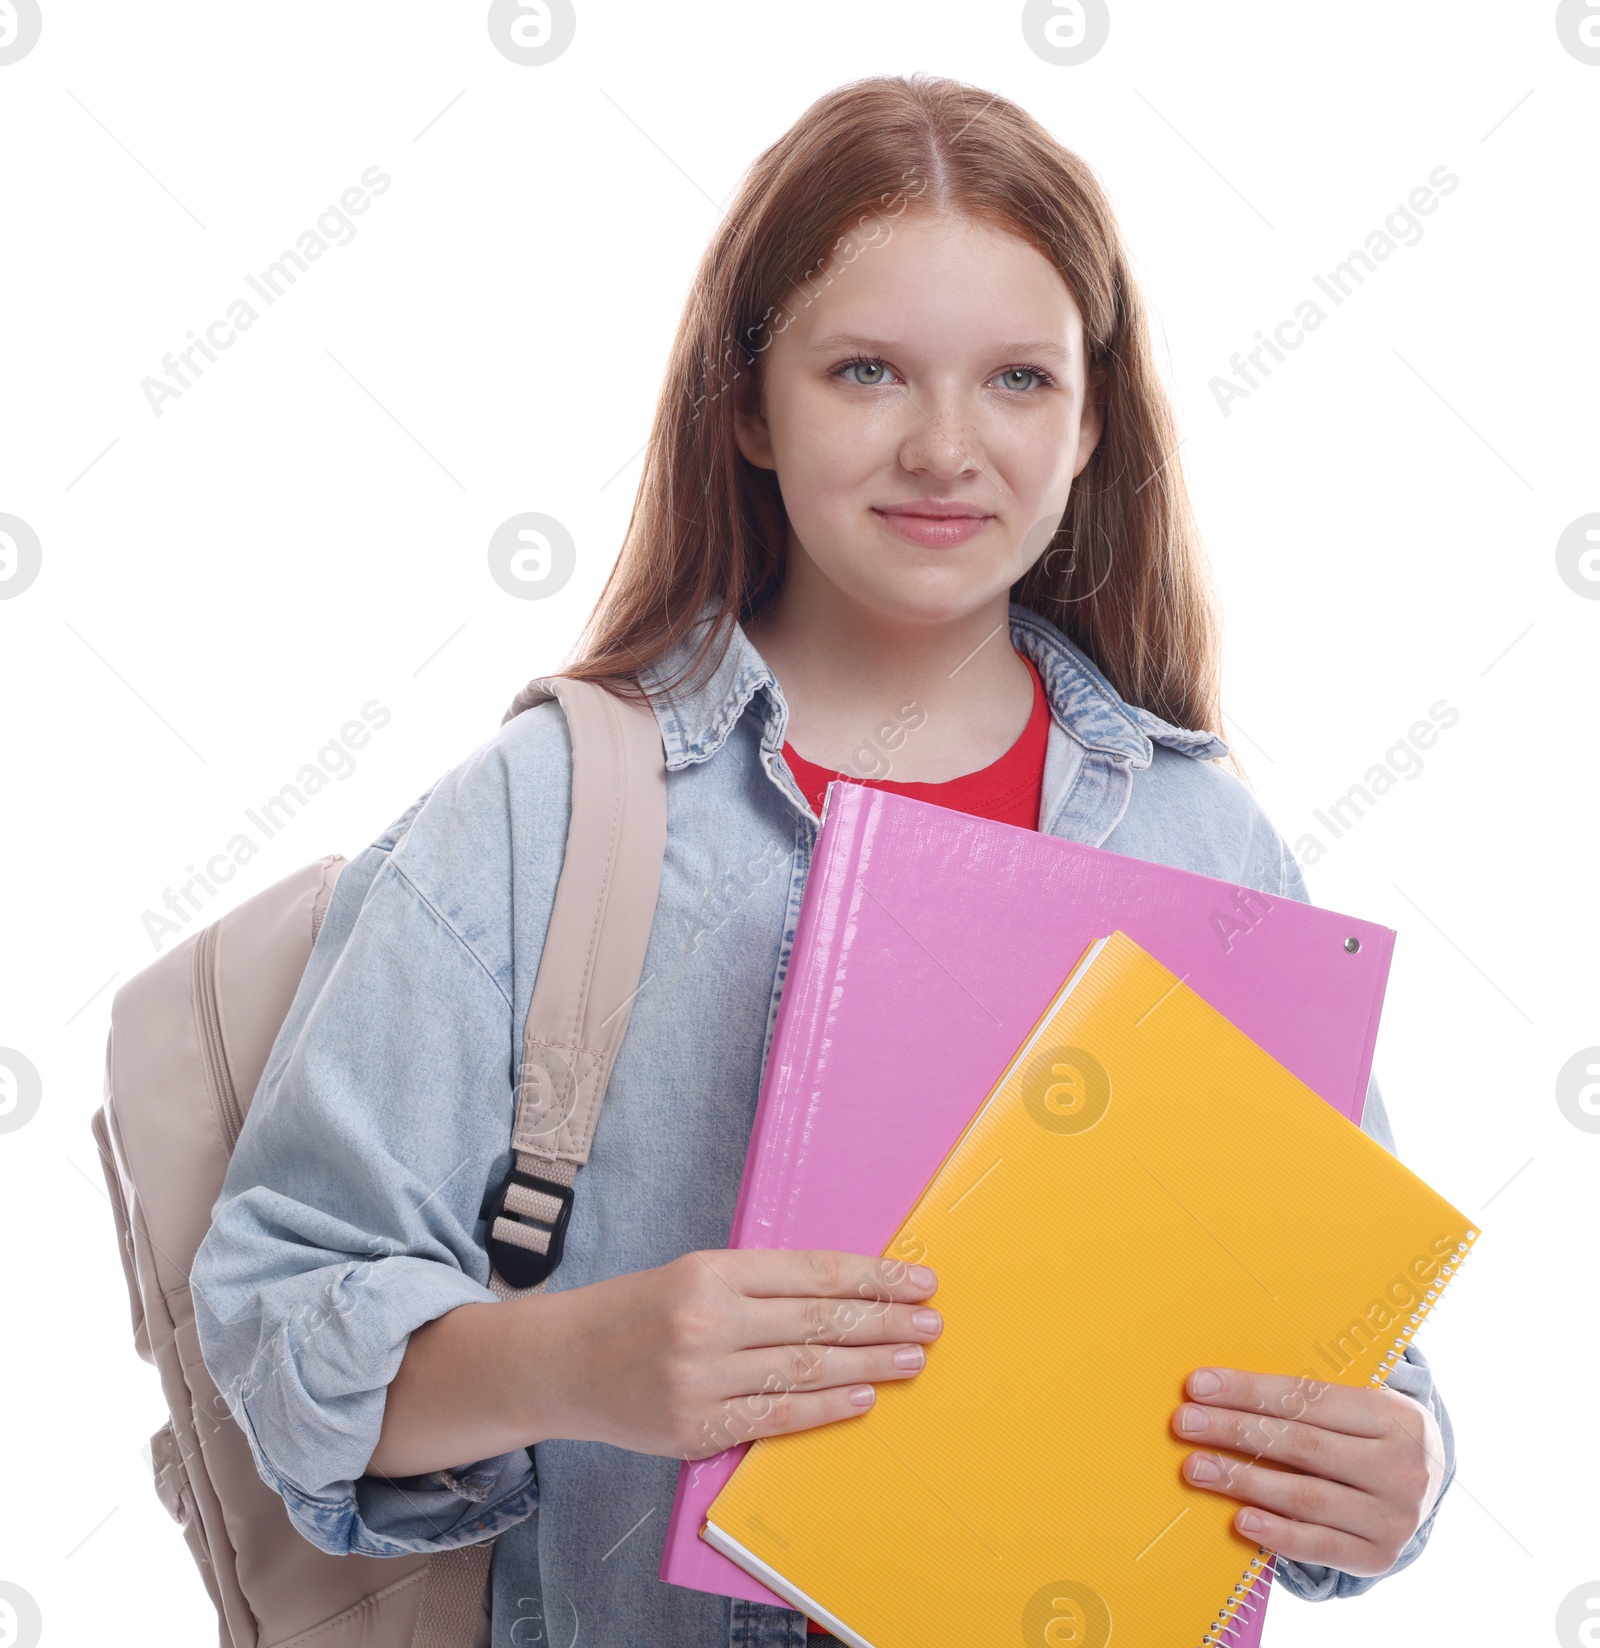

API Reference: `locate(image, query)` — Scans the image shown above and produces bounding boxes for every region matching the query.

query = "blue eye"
[838,357,894,386]
[834,357,1054,391]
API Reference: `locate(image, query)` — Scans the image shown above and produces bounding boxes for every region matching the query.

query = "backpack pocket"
[90,1103,150,1363]
[148,1419,226,1618]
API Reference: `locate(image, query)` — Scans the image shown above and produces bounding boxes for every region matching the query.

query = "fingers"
[1226,1503,1387,1577]
[741,1291,944,1353]
[1173,1397,1386,1495]
[727,1336,929,1397]
[698,1298,942,1457]
[662,1249,943,1460]
[689,1247,942,1352]
[1183,1367,1387,1438]
[1173,1367,1443,1580]
[1180,1455,1401,1578]
[692,1338,930,1453]
[689,1380,888,1456]
[707,1247,939,1306]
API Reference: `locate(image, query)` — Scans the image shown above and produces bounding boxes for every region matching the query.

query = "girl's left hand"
[1171,1366,1446,1577]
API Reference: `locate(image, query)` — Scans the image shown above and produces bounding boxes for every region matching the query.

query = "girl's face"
[734,209,1104,630]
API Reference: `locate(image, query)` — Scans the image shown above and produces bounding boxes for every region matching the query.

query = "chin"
[848,578,1008,630]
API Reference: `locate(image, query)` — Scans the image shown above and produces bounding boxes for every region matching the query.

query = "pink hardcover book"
[661,783,1395,1644]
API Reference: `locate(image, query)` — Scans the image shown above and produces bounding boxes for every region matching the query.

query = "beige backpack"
[90,678,668,1648]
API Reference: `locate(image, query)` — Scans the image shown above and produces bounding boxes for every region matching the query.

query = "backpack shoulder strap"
[413,676,668,1648]
[485,674,667,1297]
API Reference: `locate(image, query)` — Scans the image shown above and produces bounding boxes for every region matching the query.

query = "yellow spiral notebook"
[702,930,1477,1648]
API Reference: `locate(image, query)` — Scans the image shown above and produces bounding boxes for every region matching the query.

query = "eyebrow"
[807,332,1074,367]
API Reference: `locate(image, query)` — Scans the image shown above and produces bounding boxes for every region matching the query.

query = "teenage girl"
[194,73,1454,1647]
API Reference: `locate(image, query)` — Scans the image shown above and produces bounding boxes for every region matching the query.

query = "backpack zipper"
[193,923,244,1149]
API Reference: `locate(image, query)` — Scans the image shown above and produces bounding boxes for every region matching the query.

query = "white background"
[1,2,1596,1643]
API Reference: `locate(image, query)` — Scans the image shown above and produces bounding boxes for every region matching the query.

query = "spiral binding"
[1366,1227,1479,1386]
[1199,1548,1272,1647]
[1196,1226,1479,1646]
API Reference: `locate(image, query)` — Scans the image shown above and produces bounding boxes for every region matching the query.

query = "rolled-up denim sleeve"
[191,794,537,1558]
[1274,1319,1455,1596]
[1253,819,1458,1599]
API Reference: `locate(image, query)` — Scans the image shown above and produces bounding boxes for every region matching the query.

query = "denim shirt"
[192,601,1455,1647]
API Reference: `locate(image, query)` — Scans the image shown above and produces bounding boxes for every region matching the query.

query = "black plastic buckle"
[485,1166,575,1290]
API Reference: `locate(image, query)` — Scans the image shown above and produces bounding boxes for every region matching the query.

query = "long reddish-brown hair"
[563,72,1228,753]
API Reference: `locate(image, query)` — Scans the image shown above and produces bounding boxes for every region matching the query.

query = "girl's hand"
[540,1248,943,1460]
[1171,1367,1445,1577]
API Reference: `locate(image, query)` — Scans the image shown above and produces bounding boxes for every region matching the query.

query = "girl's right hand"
[539,1248,943,1460]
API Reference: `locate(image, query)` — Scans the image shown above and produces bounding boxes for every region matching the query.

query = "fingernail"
[894,1345,926,1370]
[908,1264,937,1290]
[848,1385,876,1407]
[1178,1404,1209,1434]
[1239,1510,1264,1534]
[912,1308,943,1335]
[1189,1454,1221,1484]
[1191,1369,1221,1397]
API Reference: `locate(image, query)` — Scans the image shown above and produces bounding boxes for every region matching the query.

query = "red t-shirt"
[781,650,1048,1634]
[781,650,1049,832]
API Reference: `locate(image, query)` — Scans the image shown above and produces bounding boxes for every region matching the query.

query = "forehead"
[785,210,1084,346]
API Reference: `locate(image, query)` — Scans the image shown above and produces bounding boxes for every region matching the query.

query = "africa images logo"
[0,515,42,600]
[0,1582,43,1648]
[1556,514,1600,599]
[139,702,393,950]
[0,1050,43,1137]
[486,0,577,65]
[138,167,392,418]
[488,514,576,600]
[1020,1044,1112,1135]
[1020,0,1111,66]
[0,0,42,66]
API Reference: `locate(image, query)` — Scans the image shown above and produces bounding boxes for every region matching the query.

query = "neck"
[743,564,1036,784]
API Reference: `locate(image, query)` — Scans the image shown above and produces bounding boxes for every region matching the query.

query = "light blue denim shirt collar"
[640,597,1231,772]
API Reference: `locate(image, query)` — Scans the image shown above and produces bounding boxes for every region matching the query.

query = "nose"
[896,384,987,483]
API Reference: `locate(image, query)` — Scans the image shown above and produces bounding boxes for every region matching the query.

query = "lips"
[878,500,991,519]
[873,502,995,547]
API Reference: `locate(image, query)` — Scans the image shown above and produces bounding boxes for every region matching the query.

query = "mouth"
[872,501,996,548]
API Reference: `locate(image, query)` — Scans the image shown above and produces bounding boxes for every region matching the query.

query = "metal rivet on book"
[1343,936,1361,952]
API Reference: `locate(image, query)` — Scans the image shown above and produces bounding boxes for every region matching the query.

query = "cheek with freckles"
[766,388,898,555]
